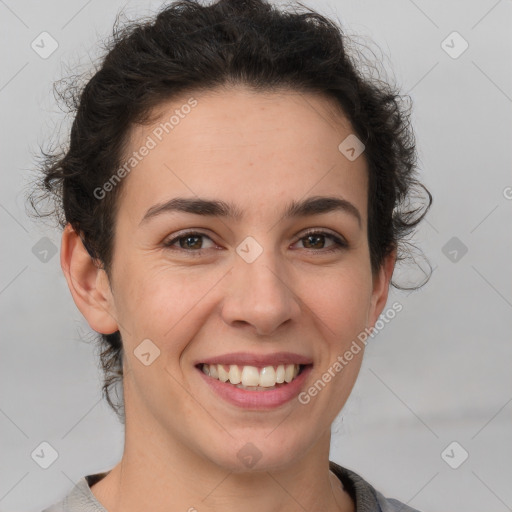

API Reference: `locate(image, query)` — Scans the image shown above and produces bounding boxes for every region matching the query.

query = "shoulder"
[329,460,422,512]
[40,473,109,512]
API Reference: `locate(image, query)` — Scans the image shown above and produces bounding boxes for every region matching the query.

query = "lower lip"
[197,365,313,409]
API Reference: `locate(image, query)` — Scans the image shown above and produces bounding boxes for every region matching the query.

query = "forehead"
[118,86,368,223]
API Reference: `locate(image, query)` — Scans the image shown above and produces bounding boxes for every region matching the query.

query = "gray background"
[1,0,511,511]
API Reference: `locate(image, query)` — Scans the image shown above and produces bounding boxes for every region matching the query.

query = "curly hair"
[29,0,431,423]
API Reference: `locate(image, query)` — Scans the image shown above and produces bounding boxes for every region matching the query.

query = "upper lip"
[195,352,313,367]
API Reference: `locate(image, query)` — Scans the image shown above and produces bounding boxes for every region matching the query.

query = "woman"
[33,0,431,510]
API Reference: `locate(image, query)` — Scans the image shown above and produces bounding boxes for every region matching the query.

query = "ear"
[367,248,397,328]
[61,224,119,334]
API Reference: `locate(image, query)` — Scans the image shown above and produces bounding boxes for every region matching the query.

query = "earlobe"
[368,248,397,328]
[61,224,119,334]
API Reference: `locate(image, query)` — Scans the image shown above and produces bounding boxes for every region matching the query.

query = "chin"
[200,426,316,474]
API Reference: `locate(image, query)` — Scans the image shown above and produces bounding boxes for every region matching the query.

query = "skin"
[61,85,396,512]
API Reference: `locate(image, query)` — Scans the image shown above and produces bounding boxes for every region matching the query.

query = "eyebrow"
[140,195,362,227]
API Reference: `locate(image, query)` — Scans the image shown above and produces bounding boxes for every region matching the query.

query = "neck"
[91,390,354,512]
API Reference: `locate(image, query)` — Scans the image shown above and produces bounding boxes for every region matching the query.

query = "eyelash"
[163,229,348,255]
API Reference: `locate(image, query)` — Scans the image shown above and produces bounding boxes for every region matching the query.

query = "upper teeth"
[202,364,300,387]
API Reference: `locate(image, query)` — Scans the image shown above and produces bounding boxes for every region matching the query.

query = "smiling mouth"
[197,363,308,391]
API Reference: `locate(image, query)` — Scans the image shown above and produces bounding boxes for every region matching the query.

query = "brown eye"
[302,233,327,249]
[294,230,347,252]
[179,235,203,249]
[164,231,216,251]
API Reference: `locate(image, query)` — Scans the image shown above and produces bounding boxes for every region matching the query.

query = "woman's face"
[100,86,393,471]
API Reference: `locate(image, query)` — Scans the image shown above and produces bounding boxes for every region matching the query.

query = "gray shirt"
[41,460,421,512]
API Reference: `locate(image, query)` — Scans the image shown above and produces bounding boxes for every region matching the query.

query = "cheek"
[298,266,373,340]
[112,260,223,343]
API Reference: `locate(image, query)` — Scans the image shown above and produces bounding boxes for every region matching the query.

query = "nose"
[221,248,301,337]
